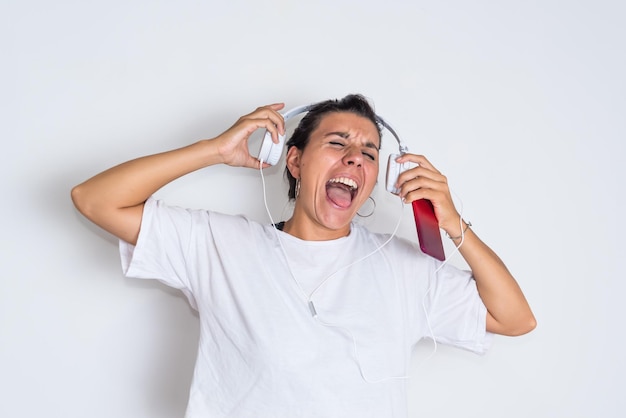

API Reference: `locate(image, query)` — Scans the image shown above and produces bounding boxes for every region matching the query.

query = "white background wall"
[2,0,624,417]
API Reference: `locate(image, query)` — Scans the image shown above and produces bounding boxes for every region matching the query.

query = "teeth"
[329,177,357,190]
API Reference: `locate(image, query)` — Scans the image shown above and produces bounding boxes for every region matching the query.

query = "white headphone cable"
[415,190,467,368]
[259,159,404,305]
[259,160,469,383]
[259,159,413,383]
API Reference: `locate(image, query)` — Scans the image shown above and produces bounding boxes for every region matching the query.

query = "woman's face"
[286,111,381,240]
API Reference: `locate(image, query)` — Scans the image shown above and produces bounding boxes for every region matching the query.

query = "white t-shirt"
[120,197,492,418]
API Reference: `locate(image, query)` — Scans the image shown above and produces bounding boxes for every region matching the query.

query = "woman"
[71,94,535,418]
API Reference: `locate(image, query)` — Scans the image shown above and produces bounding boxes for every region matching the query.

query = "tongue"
[326,184,353,208]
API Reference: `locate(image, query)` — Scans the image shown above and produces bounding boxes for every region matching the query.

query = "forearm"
[71,139,221,243]
[447,222,536,336]
[73,140,219,210]
[392,153,535,336]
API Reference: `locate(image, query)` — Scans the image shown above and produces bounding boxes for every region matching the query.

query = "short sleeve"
[119,197,198,309]
[424,262,493,354]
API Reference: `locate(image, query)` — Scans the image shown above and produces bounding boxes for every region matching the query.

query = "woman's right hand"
[214,103,286,169]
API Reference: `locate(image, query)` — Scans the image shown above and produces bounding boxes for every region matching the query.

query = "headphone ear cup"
[385,154,405,194]
[258,130,285,166]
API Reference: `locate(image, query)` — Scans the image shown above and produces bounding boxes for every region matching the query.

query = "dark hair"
[284,94,381,199]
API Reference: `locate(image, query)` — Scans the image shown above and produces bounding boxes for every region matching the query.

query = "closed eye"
[363,151,376,161]
[329,141,377,161]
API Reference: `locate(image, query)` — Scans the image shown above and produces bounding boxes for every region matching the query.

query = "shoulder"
[145,197,269,233]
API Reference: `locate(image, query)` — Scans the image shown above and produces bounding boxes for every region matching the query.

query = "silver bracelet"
[446,220,472,240]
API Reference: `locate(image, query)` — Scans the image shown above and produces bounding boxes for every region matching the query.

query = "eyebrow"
[324,131,380,151]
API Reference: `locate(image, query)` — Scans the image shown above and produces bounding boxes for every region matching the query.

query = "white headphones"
[257,104,412,195]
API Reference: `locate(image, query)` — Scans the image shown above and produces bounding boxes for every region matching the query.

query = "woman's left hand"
[393,154,462,236]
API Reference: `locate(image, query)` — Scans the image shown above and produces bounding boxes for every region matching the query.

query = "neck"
[282,215,351,241]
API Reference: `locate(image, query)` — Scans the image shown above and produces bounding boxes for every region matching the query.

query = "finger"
[244,103,286,136]
[239,116,284,145]
[244,156,272,170]
[398,176,445,200]
[266,104,286,138]
[395,153,441,174]
[267,102,286,111]
[235,114,283,140]
[402,184,443,204]
[247,103,285,115]
[396,166,447,193]
[402,185,453,219]
[400,175,459,221]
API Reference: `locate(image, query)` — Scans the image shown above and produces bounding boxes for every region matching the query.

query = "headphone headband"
[259,103,409,166]
[281,104,409,154]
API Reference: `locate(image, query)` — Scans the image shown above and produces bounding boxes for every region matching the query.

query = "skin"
[71,103,536,336]
[283,112,381,241]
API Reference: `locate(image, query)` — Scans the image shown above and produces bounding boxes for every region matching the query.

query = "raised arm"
[71,103,285,245]
[394,154,537,336]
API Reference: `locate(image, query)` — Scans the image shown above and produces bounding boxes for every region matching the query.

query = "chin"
[320,210,357,231]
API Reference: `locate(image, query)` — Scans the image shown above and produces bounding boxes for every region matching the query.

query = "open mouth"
[326,177,358,209]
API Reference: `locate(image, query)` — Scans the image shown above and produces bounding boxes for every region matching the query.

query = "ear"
[285,146,302,179]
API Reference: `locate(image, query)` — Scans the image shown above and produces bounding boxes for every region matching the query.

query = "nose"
[343,146,363,167]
